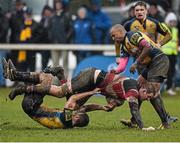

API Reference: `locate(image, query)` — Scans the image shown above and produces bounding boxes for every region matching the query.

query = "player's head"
[134,1,147,21]
[110,24,126,43]
[72,112,89,127]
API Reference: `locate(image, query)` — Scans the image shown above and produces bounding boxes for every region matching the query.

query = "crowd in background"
[0,0,180,94]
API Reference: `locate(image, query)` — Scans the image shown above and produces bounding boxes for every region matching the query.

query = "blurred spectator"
[18,8,40,71]
[161,12,179,95]
[39,5,53,69]
[72,6,94,64]
[175,48,180,88]
[49,0,72,75]
[148,2,164,22]
[8,0,24,67]
[88,0,112,45]
[119,0,126,7]
[0,6,9,87]
[121,6,135,25]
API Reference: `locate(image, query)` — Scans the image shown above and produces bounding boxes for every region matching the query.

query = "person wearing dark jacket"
[48,0,72,75]
[39,5,53,69]
[8,0,24,67]
[73,6,94,64]
[88,0,112,44]
[18,8,40,71]
[0,7,9,86]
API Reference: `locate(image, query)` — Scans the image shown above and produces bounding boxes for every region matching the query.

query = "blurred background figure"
[88,0,112,46]
[18,7,40,71]
[148,2,164,22]
[161,12,179,96]
[121,5,135,25]
[0,6,9,87]
[72,6,94,64]
[8,0,24,67]
[39,5,53,70]
[48,0,72,75]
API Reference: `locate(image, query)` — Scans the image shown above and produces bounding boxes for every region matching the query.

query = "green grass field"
[0,88,180,142]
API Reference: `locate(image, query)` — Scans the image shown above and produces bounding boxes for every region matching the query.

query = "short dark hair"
[75,112,89,127]
[134,1,147,9]
[150,2,158,8]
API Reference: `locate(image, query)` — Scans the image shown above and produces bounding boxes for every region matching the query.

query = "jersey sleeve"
[60,108,73,128]
[124,21,131,31]
[156,22,170,35]
[121,45,130,57]
[129,32,144,46]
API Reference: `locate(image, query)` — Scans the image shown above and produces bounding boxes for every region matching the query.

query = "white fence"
[0,44,116,79]
[0,44,115,51]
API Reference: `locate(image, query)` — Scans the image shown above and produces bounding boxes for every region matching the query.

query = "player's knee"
[21,93,43,116]
[22,95,34,115]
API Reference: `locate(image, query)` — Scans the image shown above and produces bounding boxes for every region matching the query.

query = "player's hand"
[156,43,161,48]
[116,57,120,65]
[92,88,101,94]
[110,69,118,74]
[130,63,137,74]
[142,126,155,131]
[103,105,114,112]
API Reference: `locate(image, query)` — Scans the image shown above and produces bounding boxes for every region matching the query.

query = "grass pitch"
[0,88,180,142]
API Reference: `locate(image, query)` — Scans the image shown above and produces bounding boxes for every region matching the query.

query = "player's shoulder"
[126,31,143,45]
[146,16,159,24]
[124,18,136,30]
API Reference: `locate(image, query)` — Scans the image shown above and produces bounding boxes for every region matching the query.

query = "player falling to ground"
[110,24,178,129]
[21,92,91,129]
[19,88,102,129]
[3,58,156,131]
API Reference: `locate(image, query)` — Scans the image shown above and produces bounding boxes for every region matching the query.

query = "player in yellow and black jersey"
[110,24,177,129]
[124,1,172,47]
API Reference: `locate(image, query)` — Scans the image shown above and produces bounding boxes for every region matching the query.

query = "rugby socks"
[150,95,168,124]
[26,84,50,94]
[129,101,144,129]
[12,71,39,84]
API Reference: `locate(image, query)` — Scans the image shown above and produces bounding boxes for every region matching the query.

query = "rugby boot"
[8,59,16,71]
[120,119,138,128]
[2,58,17,80]
[43,66,65,80]
[167,114,178,124]
[7,59,39,83]
[2,58,9,79]
[9,84,27,100]
[157,122,170,130]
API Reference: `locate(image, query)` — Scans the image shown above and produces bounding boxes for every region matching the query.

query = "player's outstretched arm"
[64,88,101,110]
[78,103,109,112]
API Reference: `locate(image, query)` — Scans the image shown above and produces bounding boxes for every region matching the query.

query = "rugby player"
[117,1,177,128]
[3,58,156,130]
[110,24,177,129]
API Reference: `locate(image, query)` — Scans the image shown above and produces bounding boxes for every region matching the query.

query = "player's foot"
[2,58,15,80]
[157,123,170,130]
[2,58,9,78]
[43,66,65,80]
[9,84,26,100]
[8,59,16,71]
[120,119,137,128]
[167,115,178,124]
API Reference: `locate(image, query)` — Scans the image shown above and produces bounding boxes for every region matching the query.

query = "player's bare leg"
[9,78,72,100]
